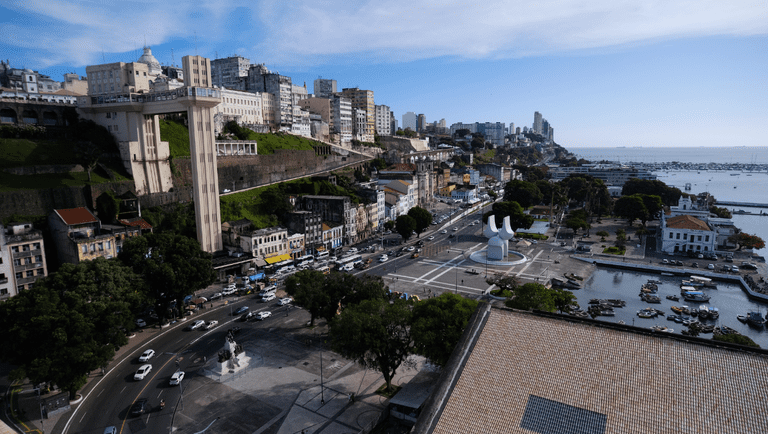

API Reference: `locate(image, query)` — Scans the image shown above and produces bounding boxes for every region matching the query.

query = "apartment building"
[300,196,357,245]
[248,64,292,129]
[341,88,374,142]
[313,78,337,99]
[49,207,121,265]
[0,223,48,300]
[329,94,353,145]
[241,227,289,265]
[210,55,250,91]
[214,87,263,132]
[375,104,392,136]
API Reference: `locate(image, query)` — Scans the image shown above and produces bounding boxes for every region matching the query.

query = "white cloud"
[3,0,767,68]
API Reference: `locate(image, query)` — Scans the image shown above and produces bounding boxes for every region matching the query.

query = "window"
[676,233,680,240]
[698,235,702,242]
[35,255,42,263]
[705,235,710,242]
[33,243,40,250]
[683,234,688,240]
[26,271,34,278]
[98,242,104,252]
[12,246,20,253]
[81,245,88,254]
[16,272,22,279]
[13,259,21,266]
[106,241,111,250]
[17,286,24,292]
[106,112,112,118]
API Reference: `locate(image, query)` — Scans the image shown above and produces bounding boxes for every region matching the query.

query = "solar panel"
[520,395,607,434]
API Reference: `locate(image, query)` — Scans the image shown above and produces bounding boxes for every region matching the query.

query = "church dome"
[137,46,162,75]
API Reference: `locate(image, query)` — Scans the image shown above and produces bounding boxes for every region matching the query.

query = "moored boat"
[650,325,674,333]
[682,291,710,302]
[666,295,679,301]
[746,311,765,327]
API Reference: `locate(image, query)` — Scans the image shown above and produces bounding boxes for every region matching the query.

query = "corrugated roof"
[667,215,711,231]
[55,207,98,225]
[119,218,153,230]
[424,308,768,434]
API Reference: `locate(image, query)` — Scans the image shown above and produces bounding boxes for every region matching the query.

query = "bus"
[335,254,362,271]
[316,251,329,260]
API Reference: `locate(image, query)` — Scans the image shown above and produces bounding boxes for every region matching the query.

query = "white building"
[214,88,263,132]
[241,227,289,263]
[375,104,392,136]
[660,214,716,255]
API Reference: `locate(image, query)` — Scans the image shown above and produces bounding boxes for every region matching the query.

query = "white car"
[261,294,276,303]
[277,297,293,306]
[348,247,358,253]
[138,349,155,363]
[427,236,435,241]
[406,246,415,251]
[707,264,715,270]
[379,256,389,263]
[169,371,185,386]
[189,320,206,330]
[440,230,448,234]
[204,320,218,330]
[453,227,459,231]
[222,287,236,296]
[256,311,272,320]
[211,292,222,300]
[134,364,152,381]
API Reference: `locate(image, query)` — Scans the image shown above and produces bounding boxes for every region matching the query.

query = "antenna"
[102,49,106,63]
[171,48,175,66]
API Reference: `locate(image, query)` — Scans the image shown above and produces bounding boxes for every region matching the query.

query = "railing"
[88,87,220,105]
[16,262,43,272]
[12,248,41,259]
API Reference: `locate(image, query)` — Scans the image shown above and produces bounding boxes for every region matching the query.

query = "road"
[62,295,300,434]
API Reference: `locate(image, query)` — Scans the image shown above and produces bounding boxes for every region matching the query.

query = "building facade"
[1,223,48,299]
[313,78,337,99]
[210,55,250,91]
[375,104,392,136]
[341,87,374,141]
[300,196,357,245]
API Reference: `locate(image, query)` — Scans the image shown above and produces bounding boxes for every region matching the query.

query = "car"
[243,311,257,321]
[204,320,218,330]
[103,427,118,434]
[411,252,419,259]
[427,236,435,241]
[406,246,415,251]
[379,255,389,262]
[256,311,272,320]
[169,371,185,386]
[222,287,236,296]
[188,320,205,330]
[697,253,704,259]
[731,265,740,272]
[725,256,734,262]
[742,262,758,270]
[234,306,249,315]
[707,264,715,270]
[448,234,455,238]
[211,292,222,300]
[129,398,149,416]
[440,230,448,234]
[135,319,147,328]
[453,227,459,231]
[138,349,155,363]
[134,364,152,381]
[470,221,477,226]
[223,188,231,193]
[348,247,358,253]
[261,294,276,303]
[278,297,293,306]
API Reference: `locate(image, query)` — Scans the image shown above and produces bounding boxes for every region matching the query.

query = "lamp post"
[320,352,325,404]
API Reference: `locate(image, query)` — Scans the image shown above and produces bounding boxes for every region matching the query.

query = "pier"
[715,201,768,209]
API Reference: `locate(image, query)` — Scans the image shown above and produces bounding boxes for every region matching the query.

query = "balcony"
[0,277,8,285]
[15,262,43,272]
[12,248,41,259]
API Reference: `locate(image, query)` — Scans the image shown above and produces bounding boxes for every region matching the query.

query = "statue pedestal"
[213,353,251,376]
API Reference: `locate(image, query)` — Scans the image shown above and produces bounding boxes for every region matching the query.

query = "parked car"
[256,311,272,320]
[379,255,389,263]
[233,306,249,315]
[211,292,222,300]
[278,297,293,306]
[440,230,448,234]
[204,320,218,330]
[188,320,205,330]
[138,349,155,363]
[129,398,149,416]
[169,371,185,386]
[707,264,715,270]
[741,262,758,270]
[134,364,152,381]
[222,287,236,296]
[135,319,147,328]
[731,265,740,272]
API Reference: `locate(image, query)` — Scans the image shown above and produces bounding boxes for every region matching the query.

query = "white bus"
[316,251,329,260]
[335,254,362,271]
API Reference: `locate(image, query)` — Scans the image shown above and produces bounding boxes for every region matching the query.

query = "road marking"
[120,386,126,394]
[97,389,103,397]
[79,412,87,423]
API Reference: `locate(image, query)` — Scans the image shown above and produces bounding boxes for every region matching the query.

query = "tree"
[470,136,486,150]
[383,220,395,231]
[119,233,216,323]
[615,228,627,249]
[407,207,433,237]
[638,194,664,225]
[713,333,759,348]
[285,270,328,326]
[622,179,682,206]
[0,258,145,399]
[564,209,590,235]
[454,128,470,138]
[709,206,732,219]
[395,215,416,241]
[614,195,648,225]
[411,293,479,366]
[596,230,609,241]
[729,233,766,251]
[482,201,534,231]
[505,282,556,312]
[552,287,578,314]
[330,299,413,392]
[503,180,543,208]
[74,140,103,183]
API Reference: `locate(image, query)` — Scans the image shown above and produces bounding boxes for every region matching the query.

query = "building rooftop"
[666,214,711,231]
[54,207,99,226]
[118,217,153,230]
[417,306,768,434]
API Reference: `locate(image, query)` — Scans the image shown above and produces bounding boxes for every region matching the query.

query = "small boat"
[690,275,716,288]
[647,279,663,285]
[682,291,711,302]
[681,280,705,288]
[667,315,677,321]
[637,308,658,318]
[709,307,719,320]
[642,283,658,292]
[737,315,748,323]
[640,293,661,303]
[746,311,765,327]
[650,325,674,333]
[680,285,698,293]
[666,295,680,301]
[661,272,674,276]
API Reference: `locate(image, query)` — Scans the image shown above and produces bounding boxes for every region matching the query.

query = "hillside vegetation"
[0,138,82,168]
[159,118,191,158]
[219,121,318,154]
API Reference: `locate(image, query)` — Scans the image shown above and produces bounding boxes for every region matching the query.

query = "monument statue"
[485,215,516,261]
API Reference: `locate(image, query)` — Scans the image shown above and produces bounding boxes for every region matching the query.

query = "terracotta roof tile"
[666,214,711,231]
[55,207,98,226]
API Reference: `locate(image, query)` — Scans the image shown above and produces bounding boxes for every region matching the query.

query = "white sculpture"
[485,215,515,261]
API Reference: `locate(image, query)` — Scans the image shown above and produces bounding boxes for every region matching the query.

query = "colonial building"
[240,226,289,268]
[660,214,716,254]
[49,207,122,265]
[286,211,323,254]
[300,196,357,245]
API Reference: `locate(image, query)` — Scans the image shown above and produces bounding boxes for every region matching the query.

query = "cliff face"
[0,150,370,221]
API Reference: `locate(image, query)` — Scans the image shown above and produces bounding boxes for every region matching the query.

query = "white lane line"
[97,389,103,397]
[120,386,126,394]
[79,412,87,423]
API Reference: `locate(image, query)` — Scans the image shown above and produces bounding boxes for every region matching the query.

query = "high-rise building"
[210,55,250,91]
[341,88,374,142]
[417,114,426,132]
[390,111,398,134]
[249,64,293,129]
[541,119,550,139]
[375,104,392,136]
[509,122,515,135]
[402,112,417,131]
[330,94,352,144]
[313,78,337,98]
[533,111,543,134]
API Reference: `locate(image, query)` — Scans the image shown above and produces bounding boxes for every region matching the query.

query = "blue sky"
[2,0,767,148]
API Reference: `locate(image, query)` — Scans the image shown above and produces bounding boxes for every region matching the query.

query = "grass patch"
[602,247,626,255]
[251,132,317,155]
[375,383,402,398]
[0,138,84,168]
[517,232,548,240]
[474,149,495,164]
[0,167,128,192]
[159,118,191,158]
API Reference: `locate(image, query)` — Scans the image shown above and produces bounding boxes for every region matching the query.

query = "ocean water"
[570,146,768,165]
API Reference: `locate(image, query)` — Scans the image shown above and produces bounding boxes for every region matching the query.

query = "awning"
[254,259,267,267]
[265,254,291,264]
